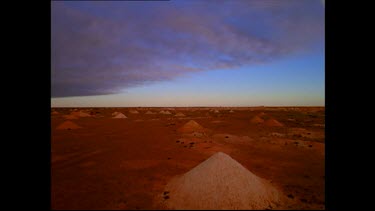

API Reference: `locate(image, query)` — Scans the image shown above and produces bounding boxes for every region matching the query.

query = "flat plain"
[51,107,325,210]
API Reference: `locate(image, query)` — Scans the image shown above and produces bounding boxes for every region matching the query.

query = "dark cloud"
[51,0,324,97]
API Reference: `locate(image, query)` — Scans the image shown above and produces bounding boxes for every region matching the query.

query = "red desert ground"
[51,106,325,210]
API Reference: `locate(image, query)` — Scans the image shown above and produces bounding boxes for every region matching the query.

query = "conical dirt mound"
[162,152,281,210]
[250,115,264,124]
[145,111,155,114]
[70,111,91,117]
[177,120,205,133]
[56,121,82,130]
[264,118,284,127]
[112,113,127,119]
[175,112,185,117]
[160,110,172,115]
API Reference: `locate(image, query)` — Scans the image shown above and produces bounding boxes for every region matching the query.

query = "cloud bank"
[51,0,324,97]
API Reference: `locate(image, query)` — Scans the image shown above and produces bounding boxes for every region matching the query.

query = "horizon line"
[51,105,325,108]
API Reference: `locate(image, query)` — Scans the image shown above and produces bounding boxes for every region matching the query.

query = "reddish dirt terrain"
[51,107,325,210]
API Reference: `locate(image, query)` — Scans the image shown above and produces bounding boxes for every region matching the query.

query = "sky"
[51,0,325,107]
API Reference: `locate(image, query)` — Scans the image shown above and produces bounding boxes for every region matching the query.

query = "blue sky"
[51,0,324,107]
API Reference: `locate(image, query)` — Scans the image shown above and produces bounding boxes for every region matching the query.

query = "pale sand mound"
[162,152,281,210]
[129,110,139,114]
[51,111,59,115]
[264,119,284,127]
[174,112,185,117]
[112,113,127,119]
[56,121,81,130]
[71,111,91,117]
[160,110,172,115]
[145,111,155,114]
[178,120,205,133]
[213,109,220,113]
[112,111,120,116]
[63,114,78,120]
[250,115,264,124]
[229,110,234,113]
